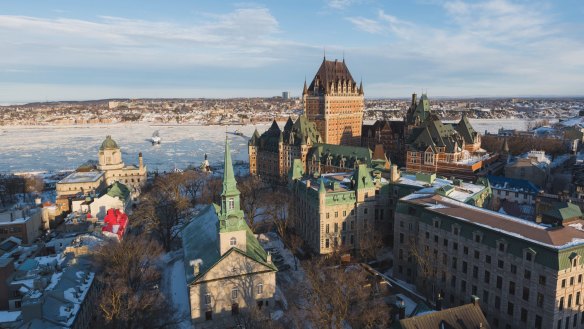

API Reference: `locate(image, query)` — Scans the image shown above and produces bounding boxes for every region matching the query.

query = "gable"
[193,249,275,284]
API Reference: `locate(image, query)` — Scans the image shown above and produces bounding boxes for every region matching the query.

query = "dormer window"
[228,198,234,210]
[452,224,461,236]
[569,252,580,267]
[473,231,483,243]
[497,239,507,253]
[230,237,237,247]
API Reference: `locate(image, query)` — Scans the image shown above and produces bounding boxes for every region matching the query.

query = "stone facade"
[183,139,277,328]
[394,192,584,329]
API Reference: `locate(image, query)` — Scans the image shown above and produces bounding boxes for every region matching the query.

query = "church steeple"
[218,137,247,255]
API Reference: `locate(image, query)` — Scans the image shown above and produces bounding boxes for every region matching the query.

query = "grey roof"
[398,303,490,329]
[182,205,276,285]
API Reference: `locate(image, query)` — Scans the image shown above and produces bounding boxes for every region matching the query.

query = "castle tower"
[303,57,364,146]
[218,137,247,255]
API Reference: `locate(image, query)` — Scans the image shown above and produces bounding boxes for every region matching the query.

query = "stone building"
[0,209,42,244]
[405,95,498,180]
[56,136,147,198]
[362,120,406,166]
[183,139,277,328]
[303,57,364,146]
[394,191,584,329]
[249,116,322,183]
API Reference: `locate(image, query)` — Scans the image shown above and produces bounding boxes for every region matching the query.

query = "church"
[182,138,277,328]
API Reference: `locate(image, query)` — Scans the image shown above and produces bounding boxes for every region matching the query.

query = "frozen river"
[0,118,534,173]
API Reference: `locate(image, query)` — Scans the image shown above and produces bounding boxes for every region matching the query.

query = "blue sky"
[0,0,583,103]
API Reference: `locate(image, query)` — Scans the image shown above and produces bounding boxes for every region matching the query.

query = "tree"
[357,225,384,262]
[133,173,190,252]
[299,258,391,329]
[180,170,205,206]
[200,177,222,205]
[92,236,180,329]
[238,175,268,231]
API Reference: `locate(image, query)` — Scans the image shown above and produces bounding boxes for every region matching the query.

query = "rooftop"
[397,173,487,203]
[401,194,584,250]
[398,303,490,329]
[59,170,104,184]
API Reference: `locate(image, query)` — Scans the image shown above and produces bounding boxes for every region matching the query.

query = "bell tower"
[217,137,247,255]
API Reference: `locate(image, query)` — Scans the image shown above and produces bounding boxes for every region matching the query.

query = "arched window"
[230,237,237,246]
[257,283,263,295]
[228,198,234,210]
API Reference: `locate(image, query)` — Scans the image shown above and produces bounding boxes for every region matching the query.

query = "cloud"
[344,0,584,96]
[0,7,299,69]
[345,17,383,34]
[326,0,358,10]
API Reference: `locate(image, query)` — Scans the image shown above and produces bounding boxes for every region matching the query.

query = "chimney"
[189,259,202,277]
[471,295,480,306]
[138,152,144,170]
[390,164,400,183]
[267,251,272,264]
[10,212,14,222]
[412,93,417,107]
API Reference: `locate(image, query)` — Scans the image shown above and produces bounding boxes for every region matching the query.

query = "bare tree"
[180,170,205,206]
[133,173,190,252]
[200,177,222,205]
[300,258,391,329]
[358,225,384,262]
[92,236,181,329]
[238,175,268,231]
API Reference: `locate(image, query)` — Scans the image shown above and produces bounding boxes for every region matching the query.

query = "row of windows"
[203,284,264,305]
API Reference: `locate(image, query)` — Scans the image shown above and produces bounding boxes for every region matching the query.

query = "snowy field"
[0,119,532,173]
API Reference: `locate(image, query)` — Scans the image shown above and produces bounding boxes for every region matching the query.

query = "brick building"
[303,57,364,146]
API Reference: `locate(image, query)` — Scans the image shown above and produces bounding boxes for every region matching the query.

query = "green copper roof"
[353,164,374,189]
[99,135,119,150]
[106,181,131,201]
[319,177,326,193]
[544,202,582,221]
[289,158,304,182]
[454,114,478,145]
[221,137,239,197]
[309,143,373,168]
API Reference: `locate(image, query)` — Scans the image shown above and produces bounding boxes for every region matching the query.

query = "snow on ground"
[161,252,192,329]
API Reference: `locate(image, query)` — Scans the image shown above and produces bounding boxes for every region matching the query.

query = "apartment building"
[394,192,584,329]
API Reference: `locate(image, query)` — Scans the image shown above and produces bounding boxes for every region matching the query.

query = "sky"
[0,0,583,103]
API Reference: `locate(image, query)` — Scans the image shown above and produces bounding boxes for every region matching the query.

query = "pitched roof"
[544,202,582,221]
[307,59,357,95]
[454,114,478,145]
[486,175,541,193]
[106,181,131,201]
[308,143,372,168]
[406,94,431,125]
[182,205,276,285]
[398,303,490,329]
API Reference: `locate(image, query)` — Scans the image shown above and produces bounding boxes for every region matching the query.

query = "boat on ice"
[151,130,161,145]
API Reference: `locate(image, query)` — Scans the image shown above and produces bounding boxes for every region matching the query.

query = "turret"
[138,152,143,170]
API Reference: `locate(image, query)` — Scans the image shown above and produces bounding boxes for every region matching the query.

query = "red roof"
[102,208,128,240]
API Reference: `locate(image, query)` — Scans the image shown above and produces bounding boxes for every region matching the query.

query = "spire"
[359,79,363,95]
[221,137,238,197]
[319,178,326,194]
[303,78,308,96]
[501,138,509,154]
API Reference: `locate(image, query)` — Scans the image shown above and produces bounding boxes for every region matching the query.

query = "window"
[474,250,480,259]
[228,198,234,210]
[453,242,458,250]
[524,270,531,280]
[495,296,501,309]
[326,224,329,233]
[535,315,543,329]
[521,308,528,322]
[462,261,468,274]
[325,239,330,248]
[507,302,514,316]
[523,287,530,301]
[452,257,458,269]
[562,279,566,288]
[399,233,404,243]
[205,293,212,305]
[570,277,575,286]
[472,266,478,279]
[486,255,491,264]
[232,288,238,300]
[257,283,263,295]
[497,276,503,289]
[434,235,439,243]
[511,264,517,274]
[461,280,467,292]
[568,294,573,308]
[342,222,346,231]
[539,275,546,286]
[335,211,339,218]
[577,292,581,305]
[230,237,237,246]
[464,246,469,255]
[579,274,583,283]
[425,232,430,239]
[334,223,339,233]
[560,297,564,311]
[509,281,515,295]
[498,260,504,269]
[537,293,544,307]
[484,270,490,284]
[205,310,213,321]
[443,238,448,247]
